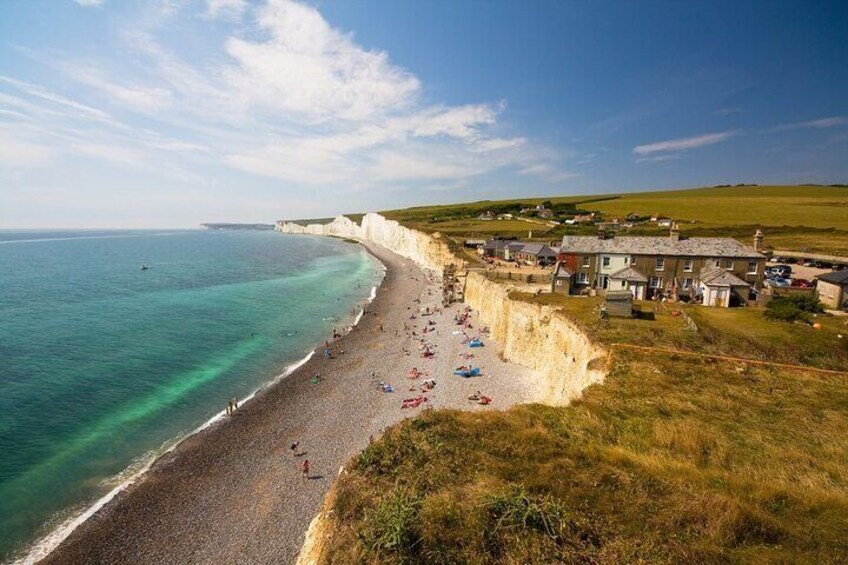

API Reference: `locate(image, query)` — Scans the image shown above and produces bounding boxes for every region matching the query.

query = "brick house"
[553,225,766,306]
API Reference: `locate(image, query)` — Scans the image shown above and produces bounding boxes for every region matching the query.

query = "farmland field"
[379,185,848,256]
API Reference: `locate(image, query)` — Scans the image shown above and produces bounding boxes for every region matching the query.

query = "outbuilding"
[698,269,750,307]
[608,266,648,300]
[816,270,848,309]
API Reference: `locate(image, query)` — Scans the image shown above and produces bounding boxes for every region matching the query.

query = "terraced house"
[553,225,766,307]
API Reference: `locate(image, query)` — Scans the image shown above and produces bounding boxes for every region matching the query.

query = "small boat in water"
[141,264,151,271]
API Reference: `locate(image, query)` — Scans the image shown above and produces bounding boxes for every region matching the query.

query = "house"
[538,208,554,219]
[513,243,558,266]
[556,225,766,305]
[657,218,673,228]
[478,211,495,221]
[816,270,848,309]
[481,239,524,260]
[496,213,514,220]
[463,239,487,249]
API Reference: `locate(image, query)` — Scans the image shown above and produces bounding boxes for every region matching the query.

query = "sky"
[1,0,847,228]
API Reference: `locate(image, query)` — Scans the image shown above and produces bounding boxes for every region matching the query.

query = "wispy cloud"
[633,130,737,156]
[204,0,247,20]
[773,116,848,131]
[73,0,105,6]
[713,107,742,116]
[2,0,569,224]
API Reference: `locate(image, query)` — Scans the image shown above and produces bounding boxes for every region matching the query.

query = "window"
[602,256,610,268]
[555,279,563,286]
[630,256,636,265]
[621,280,627,288]
[581,256,590,268]
[713,259,721,268]
[576,272,589,284]
[724,260,734,270]
[747,261,758,275]
[683,259,693,272]
[683,278,693,289]
[655,258,665,271]
[649,276,663,288]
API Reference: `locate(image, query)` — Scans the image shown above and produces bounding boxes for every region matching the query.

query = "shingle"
[609,266,648,282]
[700,269,750,287]
[816,270,848,285]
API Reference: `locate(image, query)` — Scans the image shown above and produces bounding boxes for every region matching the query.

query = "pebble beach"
[41,241,539,565]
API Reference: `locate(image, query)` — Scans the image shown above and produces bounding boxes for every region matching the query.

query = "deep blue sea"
[0,229,383,562]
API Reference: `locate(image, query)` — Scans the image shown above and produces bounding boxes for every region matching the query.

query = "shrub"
[764,294,824,322]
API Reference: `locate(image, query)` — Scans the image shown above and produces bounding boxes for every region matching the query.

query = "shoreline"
[39,239,538,565]
[14,239,385,565]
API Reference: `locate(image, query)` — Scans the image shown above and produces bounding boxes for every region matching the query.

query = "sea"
[0,229,384,563]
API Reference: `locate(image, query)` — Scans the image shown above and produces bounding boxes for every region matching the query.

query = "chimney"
[670,222,680,242]
[753,229,763,252]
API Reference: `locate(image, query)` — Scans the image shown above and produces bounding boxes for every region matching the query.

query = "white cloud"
[633,131,737,155]
[74,0,105,6]
[774,116,848,131]
[4,0,562,219]
[205,0,248,20]
[222,0,420,122]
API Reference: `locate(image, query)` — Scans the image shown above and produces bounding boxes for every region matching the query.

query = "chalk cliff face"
[277,212,605,405]
[276,213,460,272]
[463,272,607,405]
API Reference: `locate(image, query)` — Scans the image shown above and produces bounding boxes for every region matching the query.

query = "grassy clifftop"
[380,185,848,256]
[314,298,848,563]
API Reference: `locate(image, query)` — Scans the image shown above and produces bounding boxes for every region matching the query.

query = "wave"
[14,256,386,565]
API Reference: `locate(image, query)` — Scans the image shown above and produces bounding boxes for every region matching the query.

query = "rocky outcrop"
[276,213,461,272]
[463,272,607,405]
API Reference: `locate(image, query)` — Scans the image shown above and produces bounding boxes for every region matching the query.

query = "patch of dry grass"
[320,350,848,563]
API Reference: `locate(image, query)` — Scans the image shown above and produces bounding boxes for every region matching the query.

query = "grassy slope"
[318,303,848,564]
[381,185,848,255]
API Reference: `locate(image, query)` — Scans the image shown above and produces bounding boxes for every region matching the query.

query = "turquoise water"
[0,230,382,561]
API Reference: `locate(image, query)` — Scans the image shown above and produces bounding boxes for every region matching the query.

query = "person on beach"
[231,397,238,412]
[290,441,300,456]
[226,400,233,415]
[301,459,310,479]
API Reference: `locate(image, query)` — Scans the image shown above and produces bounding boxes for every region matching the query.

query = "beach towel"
[469,339,484,348]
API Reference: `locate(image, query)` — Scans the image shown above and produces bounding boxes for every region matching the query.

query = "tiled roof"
[554,262,572,277]
[609,266,648,282]
[816,270,848,285]
[559,235,762,259]
[700,269,750,287]
[518,243,557,256]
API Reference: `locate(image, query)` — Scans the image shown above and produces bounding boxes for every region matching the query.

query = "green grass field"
[316,301,848,563]
[380,185,848,256]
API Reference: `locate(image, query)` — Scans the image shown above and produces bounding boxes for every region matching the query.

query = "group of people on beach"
[289,441,311,478]
[225,397,239,415]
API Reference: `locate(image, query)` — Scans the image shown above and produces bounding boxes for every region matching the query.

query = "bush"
[764,294,823,322]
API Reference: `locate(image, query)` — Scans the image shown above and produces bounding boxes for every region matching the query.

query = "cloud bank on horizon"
[1,0,847,227]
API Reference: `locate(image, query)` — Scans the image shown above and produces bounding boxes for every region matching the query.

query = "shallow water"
[0,229,382,561]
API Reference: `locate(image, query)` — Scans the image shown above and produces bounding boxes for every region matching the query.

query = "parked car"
[765,277,791,288]
[791,278,814,288]
[766,265,792,278]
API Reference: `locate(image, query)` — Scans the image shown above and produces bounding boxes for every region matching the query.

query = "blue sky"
[1,0,847,228]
